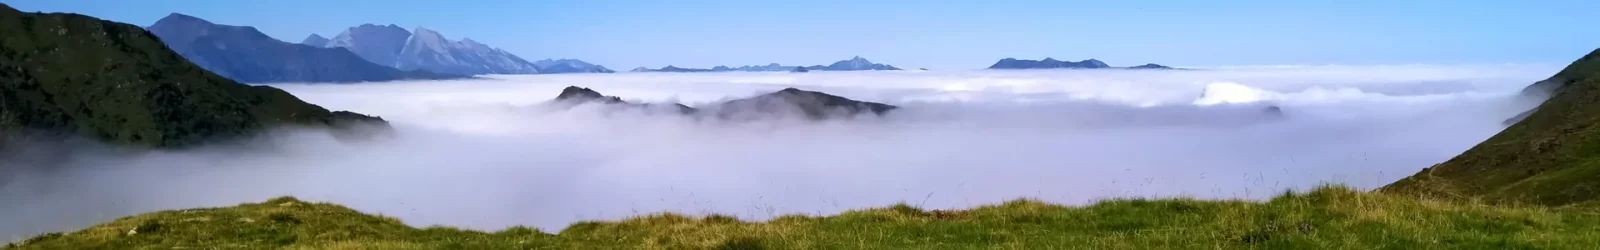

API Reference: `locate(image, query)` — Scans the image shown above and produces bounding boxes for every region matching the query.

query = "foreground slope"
[0,5,386,148]
[1381,48,1600,206]
[9,186,1600,249]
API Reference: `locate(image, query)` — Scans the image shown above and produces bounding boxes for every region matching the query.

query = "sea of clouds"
[0,64,1562,240]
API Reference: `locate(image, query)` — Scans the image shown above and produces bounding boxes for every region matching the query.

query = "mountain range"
[631,56,901,73]
[302,24,615,76]
[145,14,458,83]
[303,24,541,76]
[533,59,615,73]
[988,58,1175,70]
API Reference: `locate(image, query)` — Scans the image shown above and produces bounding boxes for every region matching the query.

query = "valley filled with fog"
[0,65,1561,239]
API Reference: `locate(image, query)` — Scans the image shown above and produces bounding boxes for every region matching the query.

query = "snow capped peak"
[411,26,442,38]
[323,24,546,75]
[392,26,541,75]
[407,27,451,51]
[459,38,488,48]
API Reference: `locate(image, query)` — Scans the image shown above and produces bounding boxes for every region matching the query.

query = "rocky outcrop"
[548,86,897,120]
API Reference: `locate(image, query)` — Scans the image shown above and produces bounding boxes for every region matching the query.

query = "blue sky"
[7,0,1598,69]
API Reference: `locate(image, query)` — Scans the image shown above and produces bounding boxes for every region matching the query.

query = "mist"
[0,64,1559,241]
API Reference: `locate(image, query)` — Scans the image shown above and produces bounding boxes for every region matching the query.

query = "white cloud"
[0,65,1560,240]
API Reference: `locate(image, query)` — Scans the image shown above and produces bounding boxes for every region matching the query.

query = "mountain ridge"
[989,57,1174,70]
[533,59,614,73]
[631,57,901,73]
[145,13,458,83]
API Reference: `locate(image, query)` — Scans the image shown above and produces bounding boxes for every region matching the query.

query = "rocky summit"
[549,86,897,120]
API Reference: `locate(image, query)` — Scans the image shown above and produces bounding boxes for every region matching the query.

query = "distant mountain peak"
[146,13,457,83]
[823,56,899,71]
[157,13,211,25]
[534,58,614,74]
[1128,63,1175,70]
[411,26,441,38]
[1082,59,1109,68]
[301,34,329,46]
[459,38,487,47]
[987,57,1123,70]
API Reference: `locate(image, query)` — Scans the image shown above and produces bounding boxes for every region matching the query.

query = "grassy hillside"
[0,4,385,148]
[1381,48,1600,206]
[6,186,1600,249]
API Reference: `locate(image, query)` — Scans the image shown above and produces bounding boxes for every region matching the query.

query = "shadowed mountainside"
[0,4,387,149]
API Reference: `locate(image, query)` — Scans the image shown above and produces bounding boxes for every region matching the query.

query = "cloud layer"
[0,64,1559,240]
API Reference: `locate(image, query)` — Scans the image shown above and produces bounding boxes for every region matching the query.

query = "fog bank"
[0,65,1558,241]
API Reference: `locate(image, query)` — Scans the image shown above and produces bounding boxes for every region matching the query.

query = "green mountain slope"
[0,4,385,148]
[9,186,1600,249]
[1381,48,1600,206]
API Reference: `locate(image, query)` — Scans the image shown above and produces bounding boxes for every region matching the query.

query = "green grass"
[1381,48,1600,206]
[8,185,1600,249]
